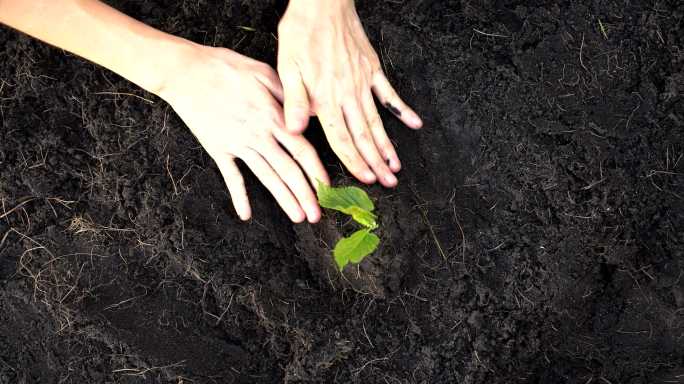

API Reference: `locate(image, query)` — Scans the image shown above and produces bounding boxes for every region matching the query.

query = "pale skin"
[0,0,422,223]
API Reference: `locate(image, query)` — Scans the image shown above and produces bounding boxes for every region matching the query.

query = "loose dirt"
[0,1,682,383]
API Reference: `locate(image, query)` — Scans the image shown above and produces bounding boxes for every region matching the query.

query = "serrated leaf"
[317,181,375,213]
[340,206,377,229]
[333,229,380,270]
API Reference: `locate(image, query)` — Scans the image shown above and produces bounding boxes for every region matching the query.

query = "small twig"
[579,33,588,71]
[410,185,448,264]
[646,170,680,177]
[418,206,447,263]
[103,294,144,311]
[0,197,36,219]
[113,361,185,377]
[361,298,376,348]
[166,155,178,196]
[452,206,466,264]
[0,229,11,249]
[486,241,505,252]
[598,19,608,39]
[473,28,509,38]
[564,212,597,220]
[352,357,390,375]
[625,102,640,130]
[93,91,155,104]
[0,357,16,372]
[58,263,86,304]
[11,228,54,257]
[582,178,606,190]
[214,292,235,326]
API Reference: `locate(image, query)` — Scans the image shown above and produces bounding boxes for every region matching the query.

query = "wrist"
[136,37,203,98]
[287,0,354,7]
[283,0,355,20]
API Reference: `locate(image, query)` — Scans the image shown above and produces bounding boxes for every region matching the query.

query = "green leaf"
[316,181,381,270]
[317,181,377,228]
[317,181,375,213]
[340,206,378,229]
[333,229,380,270]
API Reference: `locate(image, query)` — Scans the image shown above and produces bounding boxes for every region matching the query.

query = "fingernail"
[363,170,376,183]
[385,173,398,185]
[293,108,306,119]
[287,111,308,131]
[306,206,321,223]
[308,211,321,224]
[410,114,423,128]
[292,210,306,223]
[388,157,401,171]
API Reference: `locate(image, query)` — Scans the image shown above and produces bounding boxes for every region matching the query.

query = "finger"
[343,100,397,187]
[254,64,284,103]
[215,156,251,221]
[260,138,321,223]
[318,103,376,184]
[273,128,330,188]
[361,90,401,173]
[372,72,423,129]
[278,63,310,134]
[240,149,306,223]
[265,97,328,190]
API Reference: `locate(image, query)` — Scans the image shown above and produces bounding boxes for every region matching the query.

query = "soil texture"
[0,0,682,383]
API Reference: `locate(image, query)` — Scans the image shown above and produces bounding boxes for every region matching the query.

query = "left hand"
[159,45,329,223]
[277,0,423,188]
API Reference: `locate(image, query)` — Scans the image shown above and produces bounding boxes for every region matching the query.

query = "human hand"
[277,0,423,188]
[159,45,329,223]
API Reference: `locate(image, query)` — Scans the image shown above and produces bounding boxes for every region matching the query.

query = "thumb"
[280,67,311,134]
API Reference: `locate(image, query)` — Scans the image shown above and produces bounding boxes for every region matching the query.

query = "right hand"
[158,45,329,223]
[277,0,423,188]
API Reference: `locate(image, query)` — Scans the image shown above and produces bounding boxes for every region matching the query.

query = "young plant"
[316,181,380,271]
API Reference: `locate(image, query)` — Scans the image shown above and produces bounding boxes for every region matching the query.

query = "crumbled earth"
[0,1,682,383]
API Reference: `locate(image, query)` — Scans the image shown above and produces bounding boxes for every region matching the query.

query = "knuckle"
[266,108,281,122]
[224,145,242,157]
[314,97,334,111]
[369,54,381,71]
[330,143,351,163]
[334,71,348,84]
[368,113,383,130]
[334,132,353,146]
[256,61,271,72]
[287,99,309,110]
[351,164,369,176]
[362,55,379,73]
[233,146,255,160]
[258,64,277,79]
[256,141,276,155]
[346,154,366,170]
[369,156,385,169]
[289,144,309,162]
[353,129,371,143]
[381,142,395,156]
[281,166,301,183]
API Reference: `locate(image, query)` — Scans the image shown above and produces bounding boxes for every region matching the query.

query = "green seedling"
[317,181,380,271]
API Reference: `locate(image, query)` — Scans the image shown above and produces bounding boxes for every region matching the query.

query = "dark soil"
[1,1,683,383]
